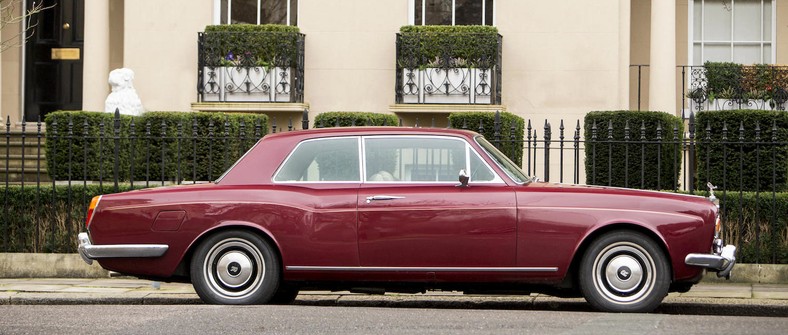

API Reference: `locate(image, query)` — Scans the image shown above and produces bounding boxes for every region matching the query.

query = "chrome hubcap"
[203,238,265,299]
[592,242,655,304]
[604,255,643,293]
[216,251,253,288]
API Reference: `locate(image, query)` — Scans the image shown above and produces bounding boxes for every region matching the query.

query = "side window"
[365,137,466,182]
[469,151,496,182]
[274,137,360,182]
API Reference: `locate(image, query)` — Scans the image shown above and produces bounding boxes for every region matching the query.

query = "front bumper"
[77,232,169,265]
[685,239,737,279]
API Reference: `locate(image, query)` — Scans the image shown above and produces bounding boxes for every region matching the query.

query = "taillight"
[86,195,102,228]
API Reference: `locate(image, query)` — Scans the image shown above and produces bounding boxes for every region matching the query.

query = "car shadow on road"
[292,295,788,317]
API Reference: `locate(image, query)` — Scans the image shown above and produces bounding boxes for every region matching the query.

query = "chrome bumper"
[77,232,169,265]
[685,239,737,279]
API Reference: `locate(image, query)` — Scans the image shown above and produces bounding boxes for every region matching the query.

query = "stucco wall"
[497,0,623,124]
[299,0,407,116]
[1,16,22,124]
[118,0,211,112]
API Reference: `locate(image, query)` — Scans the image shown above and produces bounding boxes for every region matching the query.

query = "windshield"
[475,136,530,184]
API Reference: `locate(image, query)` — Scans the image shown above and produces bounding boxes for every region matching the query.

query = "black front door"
[24,0,84,122]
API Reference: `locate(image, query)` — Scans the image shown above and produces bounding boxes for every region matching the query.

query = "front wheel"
[578,231,670,313]
[190,230,280,304]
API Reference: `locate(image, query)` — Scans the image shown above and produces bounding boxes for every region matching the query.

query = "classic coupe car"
[78,127,735,312]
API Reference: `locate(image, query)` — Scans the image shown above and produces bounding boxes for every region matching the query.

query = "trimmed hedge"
[45,111,268,182]
[448,111,524,166]
[313,112,399,128]
[0,184,137,253]
[712,191,788,264]
[695,110,788,192]
[398,25,500,69]
[202,24,301,68]
[584,111,684,190]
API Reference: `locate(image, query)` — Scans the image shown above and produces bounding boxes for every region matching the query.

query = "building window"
[217,0,298,25]
[691,0,774,64]
[412,0,494,26]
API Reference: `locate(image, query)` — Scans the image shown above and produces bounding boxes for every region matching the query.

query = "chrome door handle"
[365,195,405,203]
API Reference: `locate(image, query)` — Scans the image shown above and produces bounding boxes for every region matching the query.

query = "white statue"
[105,68,144,116]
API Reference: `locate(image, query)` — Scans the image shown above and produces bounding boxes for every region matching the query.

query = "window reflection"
[414,0,494,26]
[219,0,297,25]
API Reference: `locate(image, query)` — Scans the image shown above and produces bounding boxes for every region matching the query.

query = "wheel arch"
[565,223,674,287]
[175,222,285,281]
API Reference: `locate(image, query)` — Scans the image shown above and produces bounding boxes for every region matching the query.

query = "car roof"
[263,126,481,141]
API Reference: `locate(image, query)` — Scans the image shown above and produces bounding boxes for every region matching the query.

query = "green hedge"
[45,111,268,182]
[398,25,499,69]
[448,112,524,166]
[0,184,137,253]
[584,111,684,190]
[202,24,301,68]
[695,110,788,192]
[313,112,399,128]
[712,191,788,264]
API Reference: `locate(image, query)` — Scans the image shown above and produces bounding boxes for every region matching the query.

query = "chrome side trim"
[77,233,169,265]
[285,266,558,272]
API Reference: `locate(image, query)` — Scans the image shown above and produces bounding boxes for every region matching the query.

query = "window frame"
[361,135,504,184]
[408,0,495,26]
[272,136,363,183]
[688,0,776,65]
[213,0,298,26]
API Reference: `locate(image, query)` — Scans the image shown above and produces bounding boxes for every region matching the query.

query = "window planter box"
[401,67,493,104]
[201,66,293,102]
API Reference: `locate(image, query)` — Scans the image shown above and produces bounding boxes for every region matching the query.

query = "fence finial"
[607,120,613,140]
[624,120,630,140]
[640,120,646,141]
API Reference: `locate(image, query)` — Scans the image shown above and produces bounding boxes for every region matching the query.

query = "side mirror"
[457,169,469,188]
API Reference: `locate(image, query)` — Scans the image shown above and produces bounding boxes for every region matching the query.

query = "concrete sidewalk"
[1,278,787,310]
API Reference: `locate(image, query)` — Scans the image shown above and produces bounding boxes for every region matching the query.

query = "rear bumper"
[77,232,169,265]
[685,239,736,279]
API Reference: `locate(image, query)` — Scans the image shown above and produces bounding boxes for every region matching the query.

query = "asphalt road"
[1,304,787,335]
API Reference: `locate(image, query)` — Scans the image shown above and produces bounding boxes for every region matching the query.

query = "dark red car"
[78,127,735,312]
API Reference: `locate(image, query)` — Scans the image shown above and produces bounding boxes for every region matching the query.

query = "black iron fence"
[1,111,786,264]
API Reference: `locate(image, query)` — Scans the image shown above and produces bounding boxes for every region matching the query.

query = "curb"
[2,253,787,284]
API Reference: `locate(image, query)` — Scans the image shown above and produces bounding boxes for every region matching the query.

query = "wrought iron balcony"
[630,64,788,113]
[197,31,305,103]
[395,32,502,105]
[683,64,788,112]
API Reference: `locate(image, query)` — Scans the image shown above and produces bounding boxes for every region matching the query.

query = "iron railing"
[395,33,502,105]
[197,31,305,103]
[630,64,788,114]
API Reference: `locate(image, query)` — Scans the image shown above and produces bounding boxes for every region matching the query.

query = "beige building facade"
[1,0,784,130]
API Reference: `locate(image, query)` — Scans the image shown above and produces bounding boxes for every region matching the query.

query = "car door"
[271,136,361,267]
[357,135,517,272]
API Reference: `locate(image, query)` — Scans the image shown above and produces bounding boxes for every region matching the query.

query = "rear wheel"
[578,230,670,313]
[190,230,280,304]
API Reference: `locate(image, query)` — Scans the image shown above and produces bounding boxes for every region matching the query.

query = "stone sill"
[389,104,506,114]
[191,102,309,113]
